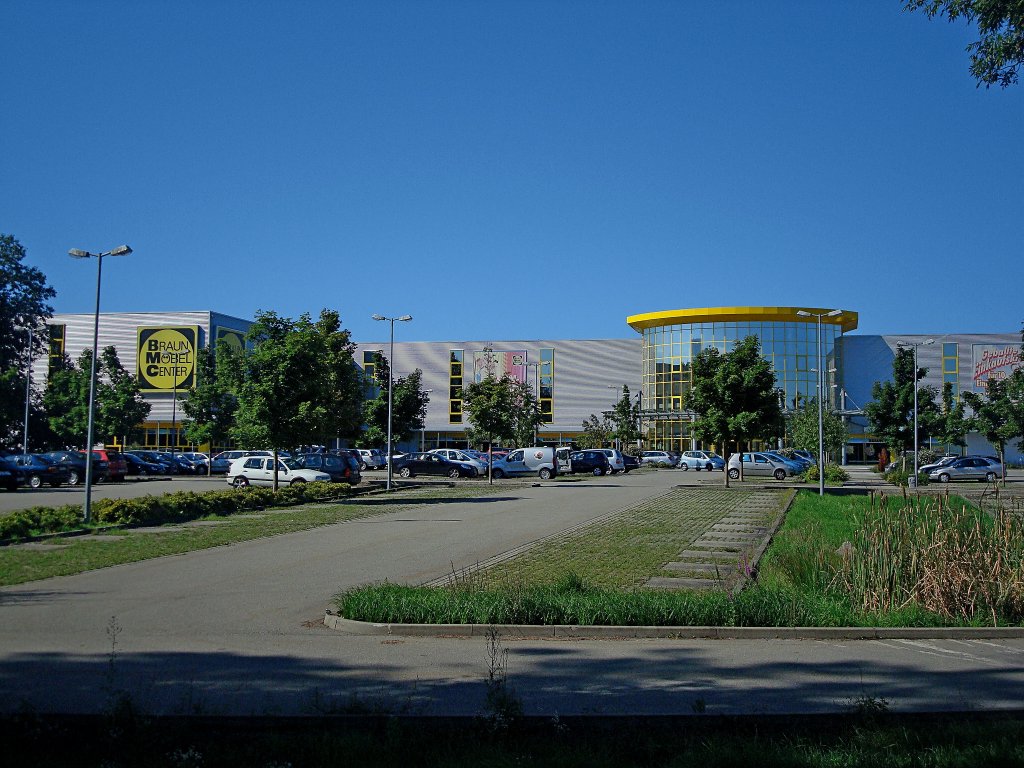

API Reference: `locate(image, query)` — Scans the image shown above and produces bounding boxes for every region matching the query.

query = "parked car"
[0,457,21,491]
[177,452,210,474]
[566,450,612,476]
[40,450,108,486]
[593,448,627,474]
[763,451,808,473]
[928,456,1002,483]
[639,450,675,466]
[6,454,70,488]
[677,450,725,471]
[227,456,331,487]
[123,452,165,476]
[919,455,959,474]
[490,447,559,480]
[355,449,387,471]
[793,449,816,465]
[428,448,489,475]
[727,452,795,481]
[622,453,641,472]
[90,449,127,482]
[130,450,178,474]
[392,452,478,479]
[296,452,361,484]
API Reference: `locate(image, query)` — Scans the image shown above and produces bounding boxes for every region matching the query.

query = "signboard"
[972,344,1022,391]
[214,326,245,353]
[472,350,527,384]
[137,326,199,392]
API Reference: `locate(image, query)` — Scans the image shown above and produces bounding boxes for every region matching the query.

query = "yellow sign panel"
[137,326,199,391]
[215,327,245,352]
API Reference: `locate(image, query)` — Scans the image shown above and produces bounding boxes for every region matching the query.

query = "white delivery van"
[555,446,573,474]
[491,447,559,480]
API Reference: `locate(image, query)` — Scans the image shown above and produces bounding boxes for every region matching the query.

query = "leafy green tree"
[962,373,1024,482]
[864,346,941,460]
[935,381,971,451]
[610,385,641,450]
[905,1,1024,87]
[181,344,238,466]
[463,374,530,479]
[788,399,848,461]
[685,336,784,485]
[227,309,364,489]
[361,355,430,448]
[42,346,149,448]
[577,413,614,449]
[0,234,55,450]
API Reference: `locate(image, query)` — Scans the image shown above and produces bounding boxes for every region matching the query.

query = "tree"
[609,385,641,449]
[934,381,971,451]
[962,372,1024,482]
[361,356,430,448]
[685,336,783,486]
[788,399,849,461]
[0,234,55,450]
[463,373,534,479]
[864,346,941,460]
[42,346,149,448]
[905,1,1024,88]
[181,344,238,465]
[577,413,614,449]
[227,309,364,490]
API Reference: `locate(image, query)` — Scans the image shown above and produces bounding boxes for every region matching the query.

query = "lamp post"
[372,313,412,491]
[797,309,842,496]
[22,326,33,457]
[897,338,935,486]
[69,245,132,523]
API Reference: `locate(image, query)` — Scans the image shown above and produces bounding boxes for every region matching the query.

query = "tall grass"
[837,493,1024,624]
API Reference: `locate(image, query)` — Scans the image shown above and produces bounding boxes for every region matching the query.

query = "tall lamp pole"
[372,313,412,491]
[22,326,33,457]
[69,245,133,523]
[897,338,935,486]
[797,309,842,497]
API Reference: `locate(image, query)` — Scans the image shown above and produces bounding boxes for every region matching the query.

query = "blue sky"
[4,1,1022,343]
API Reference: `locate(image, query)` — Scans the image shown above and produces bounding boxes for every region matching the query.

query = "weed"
[481,627,522,733]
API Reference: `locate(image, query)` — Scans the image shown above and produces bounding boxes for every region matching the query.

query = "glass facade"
[639,315,844,452]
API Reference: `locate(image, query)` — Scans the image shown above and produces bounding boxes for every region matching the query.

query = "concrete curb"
[323,614,1024,640]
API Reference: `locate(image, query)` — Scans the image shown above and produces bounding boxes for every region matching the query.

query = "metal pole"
[816,314,824,497]
[386,318,394,491]
[83,254,103,524]
[22,326,32,456]
[913,343,919,484]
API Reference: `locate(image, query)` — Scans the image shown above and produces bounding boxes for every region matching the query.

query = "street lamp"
[69,244,132,523]
[896,338,935,486]
[797,309,842,496]
[372,313,412,491]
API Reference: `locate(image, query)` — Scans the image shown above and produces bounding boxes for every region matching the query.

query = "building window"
[449,350,464,424]
[539,348,554,423]
[942,343,959,398]
[48,323,65,372]
[362,350,378,386]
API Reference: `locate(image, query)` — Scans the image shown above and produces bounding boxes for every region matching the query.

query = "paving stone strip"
[646,489,788,591]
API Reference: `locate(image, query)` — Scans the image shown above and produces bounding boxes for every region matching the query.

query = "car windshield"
[280,458,301,470]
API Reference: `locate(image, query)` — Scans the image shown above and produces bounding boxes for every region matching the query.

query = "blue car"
[6,454,71,488]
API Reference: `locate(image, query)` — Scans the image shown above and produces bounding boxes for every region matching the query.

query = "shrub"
[801,463,849,485]
[884,468,929,487]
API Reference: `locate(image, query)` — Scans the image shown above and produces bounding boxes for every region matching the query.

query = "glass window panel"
[943,358,957,373]
[943,343,957,358]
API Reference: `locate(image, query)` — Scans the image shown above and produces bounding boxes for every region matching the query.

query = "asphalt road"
[1,468,1023,717]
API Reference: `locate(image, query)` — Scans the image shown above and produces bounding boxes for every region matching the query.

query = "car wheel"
[592,467,603,476]
[29,475,42,489]
[774,469,787,481]
[447,468,461,479]
[728,468,740,480]
[538,467,552,480]
[706,463,713,472]
[290,478,305,485]
[67,470,80,486]
[359,462,367,471]
[938,473,950,483]
[985,472,997,482]
[679,463,688,471]
[399,467,412,478]
[492,468,505,479]
[232,475,249,488]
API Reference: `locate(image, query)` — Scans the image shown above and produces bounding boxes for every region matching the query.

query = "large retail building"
[40,307,1023,463]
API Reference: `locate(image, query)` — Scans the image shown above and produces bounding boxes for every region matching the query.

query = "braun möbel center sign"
[137,326,199,392]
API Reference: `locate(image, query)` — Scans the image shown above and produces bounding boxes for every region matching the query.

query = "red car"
[88,449,127,482]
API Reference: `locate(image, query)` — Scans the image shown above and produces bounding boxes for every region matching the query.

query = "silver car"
[727,452,795,481]
[678,450,724,471]
[428,448,488,475]
[928,456,1001,483]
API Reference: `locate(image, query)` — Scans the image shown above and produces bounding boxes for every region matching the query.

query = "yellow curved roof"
[626,306,858,333]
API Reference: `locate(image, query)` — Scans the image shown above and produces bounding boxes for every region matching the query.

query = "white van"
[491,447,559,480]
[555,446,573,474]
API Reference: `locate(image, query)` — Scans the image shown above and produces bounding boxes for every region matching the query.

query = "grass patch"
[0,483,505,586]
[338,488,1024,628]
